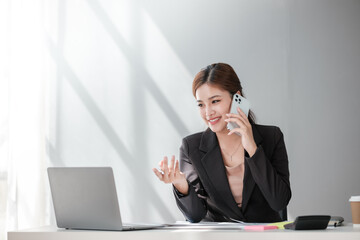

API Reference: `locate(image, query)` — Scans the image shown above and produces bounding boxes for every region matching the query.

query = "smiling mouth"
[208,117,221,125]
[209,117,220,122]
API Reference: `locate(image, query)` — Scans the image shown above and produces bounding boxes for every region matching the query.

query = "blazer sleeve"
[173,138,207,223]
[246,127,291,211]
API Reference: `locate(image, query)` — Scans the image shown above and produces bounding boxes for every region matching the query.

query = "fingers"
[169,155,175,174]
[227,117,252,136]
[225,116,246,129]
[226,107,252,132]
[236,107,251,127]
[226,114,246,126]
[228,127,244,136]
[158,159,164,171]
[154,156,181,184]
[175,160,180,174]
[162,156,170,182]
[236,107,246,116]
[227,107,250,124]
[152,168,163,181]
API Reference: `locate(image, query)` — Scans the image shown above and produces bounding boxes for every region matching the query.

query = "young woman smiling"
[153,63,291,223]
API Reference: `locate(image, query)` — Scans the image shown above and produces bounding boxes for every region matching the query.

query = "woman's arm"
[173,138,208,223]
[225,108,291,211]
[246,127,291,211]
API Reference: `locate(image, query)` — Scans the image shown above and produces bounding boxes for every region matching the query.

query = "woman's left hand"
[225,107,257,157]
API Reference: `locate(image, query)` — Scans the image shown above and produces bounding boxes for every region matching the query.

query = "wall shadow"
[46,36,175,220]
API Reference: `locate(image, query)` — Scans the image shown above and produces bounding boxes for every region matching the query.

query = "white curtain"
[0,0,52,239]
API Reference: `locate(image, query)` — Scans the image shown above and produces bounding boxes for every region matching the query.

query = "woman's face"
[195,83,232,133]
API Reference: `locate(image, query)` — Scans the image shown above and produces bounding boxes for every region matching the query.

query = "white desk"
[8,224,360,240]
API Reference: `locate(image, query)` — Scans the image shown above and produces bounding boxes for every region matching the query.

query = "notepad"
[267,221,293,229]
[244,225,278,231]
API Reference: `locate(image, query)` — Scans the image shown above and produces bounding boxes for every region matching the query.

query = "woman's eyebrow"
[208,95,222,100]
[197,95,222,102]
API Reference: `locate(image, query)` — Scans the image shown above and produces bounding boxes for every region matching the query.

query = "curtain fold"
[0,0,52,239]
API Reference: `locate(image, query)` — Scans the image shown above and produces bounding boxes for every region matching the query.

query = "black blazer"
[173,124,291,223]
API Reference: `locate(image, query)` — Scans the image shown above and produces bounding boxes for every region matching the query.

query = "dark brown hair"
[192,63,256,124]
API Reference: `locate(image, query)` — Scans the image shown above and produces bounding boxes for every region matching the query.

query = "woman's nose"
[205,106,215,117]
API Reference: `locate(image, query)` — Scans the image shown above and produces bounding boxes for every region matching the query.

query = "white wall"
[46,0,360,223]
[288,0,360,221]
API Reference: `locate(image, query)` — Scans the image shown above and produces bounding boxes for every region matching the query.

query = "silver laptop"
[47,167,163,231]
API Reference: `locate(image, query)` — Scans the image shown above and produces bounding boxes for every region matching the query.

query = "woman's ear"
[236,90,241,96]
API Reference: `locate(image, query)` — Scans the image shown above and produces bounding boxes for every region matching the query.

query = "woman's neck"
[216,130,240,146]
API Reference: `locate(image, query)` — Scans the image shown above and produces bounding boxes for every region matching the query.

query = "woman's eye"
[212,100,220,104]
[197,103,203,107]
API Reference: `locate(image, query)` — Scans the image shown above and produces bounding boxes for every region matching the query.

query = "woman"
[153,63,291,223]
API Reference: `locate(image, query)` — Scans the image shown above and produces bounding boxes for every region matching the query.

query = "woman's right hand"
[152,155,189,195]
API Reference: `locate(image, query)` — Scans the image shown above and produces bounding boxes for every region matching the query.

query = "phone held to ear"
[226,94,251,133]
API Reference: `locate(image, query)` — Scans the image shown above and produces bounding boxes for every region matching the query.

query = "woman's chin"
[208,124,228,134]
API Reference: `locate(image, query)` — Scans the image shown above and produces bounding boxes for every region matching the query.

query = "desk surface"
[8,224,360,240]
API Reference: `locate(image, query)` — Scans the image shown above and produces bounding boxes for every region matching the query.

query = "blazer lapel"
[241,124,263,211]
[199,129,243,219]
